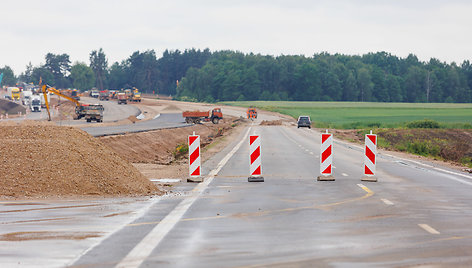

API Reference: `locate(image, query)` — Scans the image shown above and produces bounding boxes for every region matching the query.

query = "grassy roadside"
[344,128,472,168]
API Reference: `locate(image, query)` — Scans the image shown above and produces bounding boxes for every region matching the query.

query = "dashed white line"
[309,152,314,155]
[418,224,440,235]
[381,198,394,205]
[341,173,348,177]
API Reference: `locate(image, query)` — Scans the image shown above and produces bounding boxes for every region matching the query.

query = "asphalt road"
[81,113,188,137]
[2,124,472,267]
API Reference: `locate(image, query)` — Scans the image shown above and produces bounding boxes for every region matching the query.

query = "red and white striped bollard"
[317,130,335,181]
[248,134,264,182]
[362,130,377,182]
[188,131,203,182]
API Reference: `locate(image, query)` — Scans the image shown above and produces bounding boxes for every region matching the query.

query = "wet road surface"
[2,125,472,267]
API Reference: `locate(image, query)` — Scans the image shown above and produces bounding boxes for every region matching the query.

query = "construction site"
[0,87,251,200]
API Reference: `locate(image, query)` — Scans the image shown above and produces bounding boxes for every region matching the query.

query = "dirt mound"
[162,104,181,111]
[0,99,26,116]
[0,121,160,199]
[99,120,236,165]
[377,129,472,163]
[128,115,139,123]
[260,120,282,126]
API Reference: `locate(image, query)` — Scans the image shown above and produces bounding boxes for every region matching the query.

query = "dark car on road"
[297,116,311,128]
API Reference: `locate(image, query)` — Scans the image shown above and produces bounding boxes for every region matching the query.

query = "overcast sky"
[1,0,471,74]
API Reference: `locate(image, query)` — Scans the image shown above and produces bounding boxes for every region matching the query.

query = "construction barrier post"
[317,130,335,181]
[248,134,264,182]
[187,131,203,183]
[361,130,378,182]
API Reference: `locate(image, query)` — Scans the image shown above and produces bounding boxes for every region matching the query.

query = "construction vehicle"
[124,89,133,101]
[182,108,223,124]
[70,89,80,101]
[117,92,127,104]
[81,104,104,122]
[30,95,41,112]
[40,84,104,122]
[131,88,141,102]
[21,90,33,106]
[90,89,99,98]
[109,90,117,99]
[247,107,257,119]
[7,87,21,101]
[99,90,109,101]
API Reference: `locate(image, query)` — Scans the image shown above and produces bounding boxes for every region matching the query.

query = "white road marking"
[150,178,181,183]
[115,127,252,268]
[153,114,161,119]
[381,198,394,205]
[305,149,309,152]
[357,183,366,188]
[342,173,348,177]
[418,224,440,235]
[309,152,314,155]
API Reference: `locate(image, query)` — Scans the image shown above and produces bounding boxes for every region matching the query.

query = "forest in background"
[1,49,471,103]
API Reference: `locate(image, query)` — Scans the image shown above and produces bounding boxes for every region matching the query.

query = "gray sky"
[1,0,471,74]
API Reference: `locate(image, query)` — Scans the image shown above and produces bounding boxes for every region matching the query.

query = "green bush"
[406,119,440,129]
[406,141,440,156]
[173,143,189,158]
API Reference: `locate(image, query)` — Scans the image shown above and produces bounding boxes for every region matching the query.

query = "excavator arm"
[40,84,81,121]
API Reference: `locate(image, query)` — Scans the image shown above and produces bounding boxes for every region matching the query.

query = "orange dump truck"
[247,108,257,119]
[182,108,223,124]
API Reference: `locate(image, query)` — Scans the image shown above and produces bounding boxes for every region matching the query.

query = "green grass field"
[221,101,472,129]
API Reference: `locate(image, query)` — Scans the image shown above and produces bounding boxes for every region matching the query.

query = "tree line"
[1,48,210,95]
[177,51,472,103]
[1,49,471,103]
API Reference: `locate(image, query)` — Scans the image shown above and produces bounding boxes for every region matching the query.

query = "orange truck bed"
[182,111,210,118]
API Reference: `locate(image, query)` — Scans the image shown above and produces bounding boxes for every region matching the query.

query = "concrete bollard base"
[317,175,335,181]
[361,176,378,182]
[248,176,264,182]
[187,177,203,183]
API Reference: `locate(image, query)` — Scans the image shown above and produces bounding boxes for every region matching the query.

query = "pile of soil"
[0,99,26,116]
[260,120,282,126]
[99,120,236,165]
[49,98,76,121]
[0,121,160,199]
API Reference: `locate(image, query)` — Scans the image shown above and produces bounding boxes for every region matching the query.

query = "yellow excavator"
[40,83,104,122]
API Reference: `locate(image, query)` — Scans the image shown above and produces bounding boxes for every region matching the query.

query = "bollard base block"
[361,176,377,182]
[248,176,264,182]
[317,175,335,181]
[187,177,203,183]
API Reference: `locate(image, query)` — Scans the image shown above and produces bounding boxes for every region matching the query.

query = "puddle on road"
[1,202,48,206]
[0,231,102,241]
[1,217,71,225]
